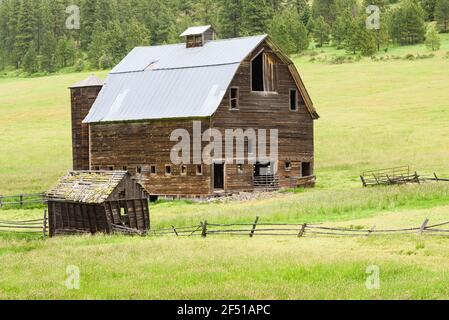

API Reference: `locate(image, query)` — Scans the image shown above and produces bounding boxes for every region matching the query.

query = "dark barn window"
[136,166,142,174]
[230,87,239,110]
[290,90,298,111]
[252,51,276,92]
[150,165,156,175]
[165,165,172,175]
[181,165,187,176]
[252,53,264,91]
[302,162,312,177]
[196,165,203,175]
[285,162,292,171]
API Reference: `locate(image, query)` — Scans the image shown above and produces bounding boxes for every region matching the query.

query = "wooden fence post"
[418,218,429,235]
[20,194,23,208]
[172,226,179,237]
[360,176,367,187]
[250,216,259,238]
[367,225,376,237]
[0,195,2,208]
[415,172,420,184]
[43,209,47,239]
[298,224,307,238]
[201,221,208,238]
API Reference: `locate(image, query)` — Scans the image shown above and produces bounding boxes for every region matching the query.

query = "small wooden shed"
[46,171,150,237]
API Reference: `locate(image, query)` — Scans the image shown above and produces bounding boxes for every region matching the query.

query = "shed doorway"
[214,163,224,190]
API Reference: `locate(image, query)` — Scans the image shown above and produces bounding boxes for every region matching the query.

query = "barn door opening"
[214,163,224,190]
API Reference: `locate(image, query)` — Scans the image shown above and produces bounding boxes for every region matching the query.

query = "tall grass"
[150,184,449,228]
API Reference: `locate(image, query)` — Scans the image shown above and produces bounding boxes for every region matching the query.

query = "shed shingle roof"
[46,171,128,204]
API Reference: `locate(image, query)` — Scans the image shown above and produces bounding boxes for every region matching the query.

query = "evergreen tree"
[22,43,38,74]
[242,0,274,35]
[219,0,244,38]
[420,0,437,20]
[313,16,330,47]
[389,0,426,45]
[425,25,441,49]
[40,31,57,72]
[435,0,449,32]
[125,19,151,53]
[55,37,77,68]
[332,9,353,47]
[312,0,337,26]
[269,9,309,54]
[87,21,106,68]
[80,0,98,50]
[344,18,363,54]
[15,0,37,67]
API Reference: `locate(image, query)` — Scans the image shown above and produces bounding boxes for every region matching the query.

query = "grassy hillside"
[1,41,449,195]
[0,71,108,195]
[1,39,449,299]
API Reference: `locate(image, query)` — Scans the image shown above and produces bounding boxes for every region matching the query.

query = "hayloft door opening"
[251,51,276,92]
[214,163,224,190]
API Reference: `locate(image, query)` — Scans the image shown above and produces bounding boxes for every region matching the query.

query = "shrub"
[329,55,347,64]
[99,53,113,70]
[74,59,85,72]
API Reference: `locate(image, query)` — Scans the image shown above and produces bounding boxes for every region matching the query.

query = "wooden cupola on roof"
[180,25,216,48]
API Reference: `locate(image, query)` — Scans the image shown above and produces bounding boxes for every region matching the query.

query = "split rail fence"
[360,166,449,187]
[0,193,46,209]
[0,210,48,238]
[150,217,449,238]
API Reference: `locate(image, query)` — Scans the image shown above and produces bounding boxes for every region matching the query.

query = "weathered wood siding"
[89,119,213,196]
[211,41,315,191]
[48,201,109,236]
[71,86,102,170]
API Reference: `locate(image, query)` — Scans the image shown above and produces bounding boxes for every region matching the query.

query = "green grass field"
[1,39,449,299]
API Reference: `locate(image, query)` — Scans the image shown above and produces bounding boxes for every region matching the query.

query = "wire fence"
[149,217,449,238]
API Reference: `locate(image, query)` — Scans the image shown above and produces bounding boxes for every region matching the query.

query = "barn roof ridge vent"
[180,25,213,37]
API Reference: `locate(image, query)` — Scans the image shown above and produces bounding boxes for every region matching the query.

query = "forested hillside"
[0,0,448,75]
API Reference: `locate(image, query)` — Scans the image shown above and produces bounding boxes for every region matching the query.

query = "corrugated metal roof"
[110,35,267,73]
[180,25,212,36]
[84,64,240,123]
[84,35,267,123]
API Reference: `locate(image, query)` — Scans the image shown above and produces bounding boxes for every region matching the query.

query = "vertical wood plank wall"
[89,119,213,196]
[212,42,315,191]
[71,86,103,171]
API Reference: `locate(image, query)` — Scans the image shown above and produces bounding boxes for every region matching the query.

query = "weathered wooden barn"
[70,26,319,198]
[46,171,150,236]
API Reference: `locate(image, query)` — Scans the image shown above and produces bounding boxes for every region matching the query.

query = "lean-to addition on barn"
[70,26,319,199]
